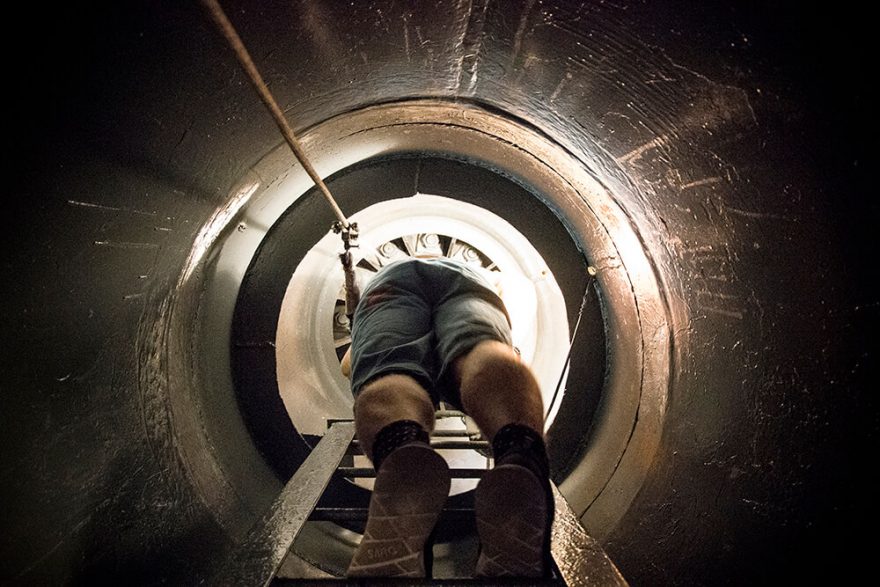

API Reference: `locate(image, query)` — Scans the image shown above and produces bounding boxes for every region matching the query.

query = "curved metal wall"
[2,1,873,584]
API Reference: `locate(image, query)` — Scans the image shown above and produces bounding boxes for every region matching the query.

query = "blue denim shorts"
[349,258,513,407]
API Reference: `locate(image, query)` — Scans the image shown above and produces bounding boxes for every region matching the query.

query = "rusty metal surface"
[214,422,355,586]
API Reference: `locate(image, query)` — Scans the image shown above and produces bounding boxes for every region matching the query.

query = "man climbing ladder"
[343,257,554,578]
[199,0,554,577]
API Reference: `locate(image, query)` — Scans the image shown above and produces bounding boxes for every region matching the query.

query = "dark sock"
[370,420,430,470]
[491,423,550,479]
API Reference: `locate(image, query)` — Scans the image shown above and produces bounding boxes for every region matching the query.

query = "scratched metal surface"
[1,0,873,585]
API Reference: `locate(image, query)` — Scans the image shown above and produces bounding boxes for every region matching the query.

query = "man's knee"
[354,374,435,428]
[456,340,528,387]
[456,340,544,437]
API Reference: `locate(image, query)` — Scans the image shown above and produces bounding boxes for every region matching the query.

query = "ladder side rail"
[550,484,629,586]
[212,421,356,586]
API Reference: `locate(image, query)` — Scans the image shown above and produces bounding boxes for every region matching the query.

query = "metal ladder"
[212,414,627,586]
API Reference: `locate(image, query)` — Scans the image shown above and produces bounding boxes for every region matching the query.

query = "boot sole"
[347,444,450,577]
[474,463,550,577]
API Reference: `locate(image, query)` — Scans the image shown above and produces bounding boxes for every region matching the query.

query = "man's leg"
[346,265,454,578]
[454,340,543,438]
[454,340,554,578]
[347,374,451,578]
[353,373,436,463]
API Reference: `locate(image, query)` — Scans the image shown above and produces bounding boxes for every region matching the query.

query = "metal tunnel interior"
[2,1,874,584]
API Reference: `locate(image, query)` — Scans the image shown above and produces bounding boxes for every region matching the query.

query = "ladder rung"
[273,577,561,585]
[348,439,489,453]
[310,507,474,523]
[336,467,489,479]
[430,440,489,449]
[327,410,467,429]
[435,409,467,418]
[430,429,481,437]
